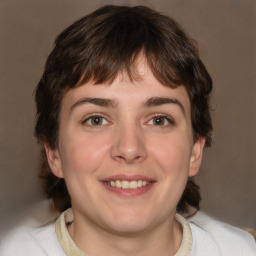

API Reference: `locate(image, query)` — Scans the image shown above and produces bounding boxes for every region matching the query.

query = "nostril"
[111,146,147,163]
[110,127,148,163]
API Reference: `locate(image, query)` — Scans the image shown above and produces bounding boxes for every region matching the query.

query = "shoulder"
[187,211,256,256]
[0,221,65,256]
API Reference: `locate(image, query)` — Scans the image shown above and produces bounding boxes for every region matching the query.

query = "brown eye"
[153,116,166,125]
[148,115,174,126]
[83,115,108,126]
[91,116,103,125]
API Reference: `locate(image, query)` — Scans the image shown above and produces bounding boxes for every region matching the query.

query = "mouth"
[103,180,152,189]
[101,175,155,197]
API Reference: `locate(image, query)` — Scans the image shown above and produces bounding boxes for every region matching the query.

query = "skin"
[45,59,205,256]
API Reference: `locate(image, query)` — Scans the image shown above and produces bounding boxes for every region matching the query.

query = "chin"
[102,209,156,235]
[107,221,150,235]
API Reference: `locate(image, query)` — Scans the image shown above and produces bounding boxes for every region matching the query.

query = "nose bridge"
[111,118,147,163]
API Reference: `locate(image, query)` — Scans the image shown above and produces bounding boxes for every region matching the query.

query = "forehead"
[60,60,191,120]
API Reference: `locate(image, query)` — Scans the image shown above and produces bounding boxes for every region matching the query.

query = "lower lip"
[102,182,155,197]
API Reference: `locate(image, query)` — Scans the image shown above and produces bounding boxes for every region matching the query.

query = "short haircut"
[35,5,213,213]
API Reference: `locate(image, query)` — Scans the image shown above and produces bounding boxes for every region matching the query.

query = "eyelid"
[146,113,175,126]
[81,113,111,126]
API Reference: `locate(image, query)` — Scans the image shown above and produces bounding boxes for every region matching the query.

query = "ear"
[44,143,64,178]
[189,136,205,177]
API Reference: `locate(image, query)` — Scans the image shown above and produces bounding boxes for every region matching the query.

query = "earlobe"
[44,143,64,178]
[189,137,205,177]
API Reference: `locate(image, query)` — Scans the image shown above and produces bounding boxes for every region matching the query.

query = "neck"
[68,213,183,256]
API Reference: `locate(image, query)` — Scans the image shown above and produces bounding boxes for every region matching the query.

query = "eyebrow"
[70,97,117,111]
[70,96,185,114]
[143,97,185,115]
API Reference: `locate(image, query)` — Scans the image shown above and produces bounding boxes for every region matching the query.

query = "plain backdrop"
[0,0,255,232]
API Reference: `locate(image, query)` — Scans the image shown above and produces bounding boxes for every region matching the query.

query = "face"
[46,60,205,235]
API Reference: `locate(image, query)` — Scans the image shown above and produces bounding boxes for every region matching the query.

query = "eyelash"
[81,114,175,127]
[81,114,110,127]
[147,114,175,127]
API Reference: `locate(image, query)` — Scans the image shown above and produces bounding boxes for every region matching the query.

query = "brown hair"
[35,5,212,213]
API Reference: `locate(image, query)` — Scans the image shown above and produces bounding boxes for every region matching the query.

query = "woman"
[1,5,255,256]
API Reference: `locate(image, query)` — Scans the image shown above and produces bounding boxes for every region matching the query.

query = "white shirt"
[0,210,255,256]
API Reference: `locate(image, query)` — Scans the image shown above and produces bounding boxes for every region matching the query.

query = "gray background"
[0,0,255,230]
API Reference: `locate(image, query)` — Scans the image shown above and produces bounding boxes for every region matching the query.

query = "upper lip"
[101,174,155,182]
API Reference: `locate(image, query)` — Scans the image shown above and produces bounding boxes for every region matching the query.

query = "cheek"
[149,133,192,176]
[147,134,192,214]
[59,132,111,177]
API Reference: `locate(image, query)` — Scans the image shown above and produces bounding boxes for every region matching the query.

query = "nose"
[110,123,147,164]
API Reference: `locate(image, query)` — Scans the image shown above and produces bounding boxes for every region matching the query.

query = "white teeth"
[106,180,151,189]
[129,180,137,189]
[116,180,122,188]
[121,181,130,189]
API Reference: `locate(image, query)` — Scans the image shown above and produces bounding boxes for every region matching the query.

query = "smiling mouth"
[103,180,152,189]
